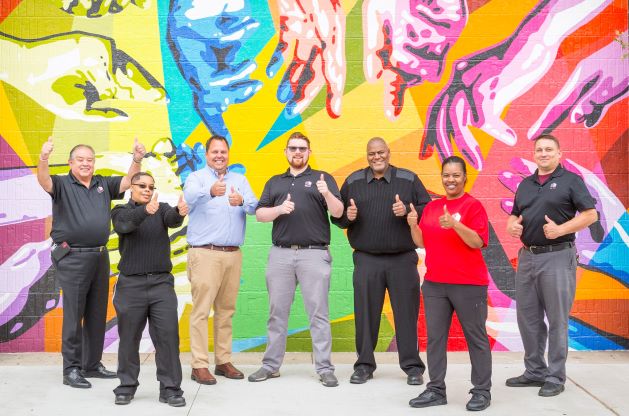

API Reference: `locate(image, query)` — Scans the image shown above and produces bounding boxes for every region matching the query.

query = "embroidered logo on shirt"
[550,182,557,190]
[304,181,312,187]
[97,186,104,193]
[453,212,461,222]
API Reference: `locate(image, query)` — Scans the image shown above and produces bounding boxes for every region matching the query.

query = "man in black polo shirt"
[111,172,187,407]
[505,134,596,397]
[332,137,430,385]
[37,136,146,388]
[249,132,343,387]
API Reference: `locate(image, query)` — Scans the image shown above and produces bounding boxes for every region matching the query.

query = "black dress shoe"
[159,395,186,407]
[409,389,447,408]
[466,393,490,411]
[82,363,117,379]
[407,373,424,385]
[349,368,373,384]
[505,374,544,387]
[63,369,92,388]
[539,381,565,397]
[114,394,134,405]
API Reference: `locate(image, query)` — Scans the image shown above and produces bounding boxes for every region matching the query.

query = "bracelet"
[133,156,143,164]
[39,156,49,162]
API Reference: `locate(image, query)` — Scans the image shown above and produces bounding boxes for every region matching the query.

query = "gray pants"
[262,246,334,374]
[516,246,577,385]
[423,281,492,399]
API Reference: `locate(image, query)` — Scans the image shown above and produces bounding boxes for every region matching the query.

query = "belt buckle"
[528,245,538,254]
[290,245,299,250]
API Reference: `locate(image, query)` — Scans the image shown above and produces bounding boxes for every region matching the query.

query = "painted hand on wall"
[363,0,468,120]
[266,0,346,118]
[167,0,263,141]
[0,31,166,121]
[529,32,629,138]
[420,0,612,170]
[52,0,148,17]
[498,156,624,263]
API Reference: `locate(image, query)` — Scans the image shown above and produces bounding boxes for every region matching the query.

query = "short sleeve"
[463,198,489,247]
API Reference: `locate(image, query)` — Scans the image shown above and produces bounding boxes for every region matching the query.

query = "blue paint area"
[257,108,303,150]
[568,319,624,350]
[233,327,307,352]
[162,0,274,144]
[589,212,629,286]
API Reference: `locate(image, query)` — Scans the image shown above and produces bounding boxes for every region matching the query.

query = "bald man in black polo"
[37,137,146,388]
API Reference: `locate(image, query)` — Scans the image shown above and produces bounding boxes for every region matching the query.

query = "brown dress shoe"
[191,368,217,385]
[215,362,244,379]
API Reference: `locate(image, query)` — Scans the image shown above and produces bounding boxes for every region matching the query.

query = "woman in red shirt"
[407,156,492,411]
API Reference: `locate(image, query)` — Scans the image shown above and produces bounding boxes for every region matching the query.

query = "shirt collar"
[366,166,392,183]
[534,164,565,183]
[68,170,98,188]
[282,165,312,178]
[205,165,229,178]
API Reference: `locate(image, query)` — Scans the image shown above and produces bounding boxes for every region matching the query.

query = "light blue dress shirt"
[184,166,258,246]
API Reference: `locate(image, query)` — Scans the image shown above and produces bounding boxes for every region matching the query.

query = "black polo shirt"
[49,172,124,247]
[331,165,431,254]
[257,166,341,246]
[511,165,595,246]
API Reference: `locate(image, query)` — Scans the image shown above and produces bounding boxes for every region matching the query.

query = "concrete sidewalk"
[1,352,627,416]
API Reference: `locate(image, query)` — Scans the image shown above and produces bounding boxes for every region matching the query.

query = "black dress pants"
[54,250,110,375]
[423,281,492,399]
[113,273,182,397]
[353,250,425,375]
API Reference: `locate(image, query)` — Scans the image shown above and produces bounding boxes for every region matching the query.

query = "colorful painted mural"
[0,0,627,354]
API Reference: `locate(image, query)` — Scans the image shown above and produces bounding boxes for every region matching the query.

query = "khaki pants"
[188,248,242,368]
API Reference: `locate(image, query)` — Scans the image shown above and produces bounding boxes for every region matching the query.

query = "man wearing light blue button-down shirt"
[184,135,258,385]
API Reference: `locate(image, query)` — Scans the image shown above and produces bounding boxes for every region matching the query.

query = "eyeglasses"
[132,183,156,190]
[287,146,309,152]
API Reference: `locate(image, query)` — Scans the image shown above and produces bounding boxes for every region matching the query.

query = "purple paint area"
[0,135,31,181]
[0,318,45,352]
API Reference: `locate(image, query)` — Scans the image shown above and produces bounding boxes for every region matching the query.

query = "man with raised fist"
[37,136,146,388]
[332,137,430,386]
[250,132,343,387]
[183,135,258,385]
[111,172,188,407]
[506,134,597,397]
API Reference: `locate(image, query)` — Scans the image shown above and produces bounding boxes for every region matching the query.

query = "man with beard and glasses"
[249,132,343,387]
[184,135,258,385]
[332,137,430,385]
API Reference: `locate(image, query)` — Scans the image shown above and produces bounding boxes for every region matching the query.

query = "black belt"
[69,246,106,252]
[523,241,574,254]
[275,244,328,250]
[189,244,239,252]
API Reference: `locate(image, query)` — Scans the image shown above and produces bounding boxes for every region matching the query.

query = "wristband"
[133,156,143,164]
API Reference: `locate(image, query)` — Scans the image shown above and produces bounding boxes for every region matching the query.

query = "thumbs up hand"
[543,214,562,239]
[228,185,243,206]
[507,214,524,238]
[347,198,358,221]
[316,173,330,196]
[278,193,295,215]
[145,191,159,215]
[392,194,407,217]
[439,204,457,229]
[132,137,146,163]
[40,136,54,160]
[211,173,227,197]
[177,194,189,216]
[407,203,418,227]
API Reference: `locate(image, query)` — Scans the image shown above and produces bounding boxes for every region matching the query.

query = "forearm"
[324,194,343,218]
[452,222,484,248]
[558,209,598,236]
[120,158,142,193]
[37,158,53,193]
[164,206,185,228]
[112,206,148,234]
[409,226,424,248]
[256,206,281,222]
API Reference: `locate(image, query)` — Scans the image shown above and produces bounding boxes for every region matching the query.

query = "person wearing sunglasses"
[110,172,189,407]
[183,135,258,385]
[250,132,343,387]
[37,137,145,389]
